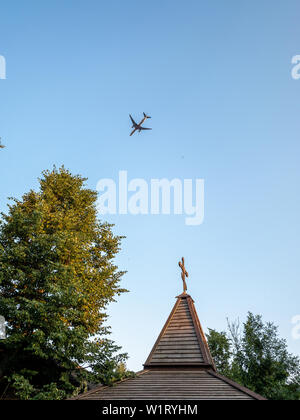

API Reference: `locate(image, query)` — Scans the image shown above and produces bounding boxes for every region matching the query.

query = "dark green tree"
[0,167,130,400]
[207,313,300,400]
[207,329,231,377]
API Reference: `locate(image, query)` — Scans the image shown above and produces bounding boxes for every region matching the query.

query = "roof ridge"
[206,370,267,400]
[186,296,216,369]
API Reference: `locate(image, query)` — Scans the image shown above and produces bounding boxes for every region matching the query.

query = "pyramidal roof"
[144,293,215,369]
[74,289,266,400]
[73,259,267,400]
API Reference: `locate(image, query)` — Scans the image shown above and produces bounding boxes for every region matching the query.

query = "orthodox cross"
[178,257,189,293]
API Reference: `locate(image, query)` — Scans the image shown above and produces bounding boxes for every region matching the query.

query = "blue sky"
[0,0,300,371]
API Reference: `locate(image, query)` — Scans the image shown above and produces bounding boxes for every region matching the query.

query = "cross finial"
[178,257,189,293]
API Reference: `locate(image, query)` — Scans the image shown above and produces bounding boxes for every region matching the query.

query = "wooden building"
[75,260,266,400]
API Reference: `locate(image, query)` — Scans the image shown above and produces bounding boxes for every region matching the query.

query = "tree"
[207,313,300,400]
[207,329,231,377]
[0,167,130,400]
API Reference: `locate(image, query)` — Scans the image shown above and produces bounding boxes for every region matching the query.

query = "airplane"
[129,113,152,136]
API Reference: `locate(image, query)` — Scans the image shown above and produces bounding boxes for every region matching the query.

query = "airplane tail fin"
[143,112,151,119]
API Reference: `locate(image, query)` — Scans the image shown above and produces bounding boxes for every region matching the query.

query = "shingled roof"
[76,369,265,400]
[144,293,215,369]
[74,291,266,400]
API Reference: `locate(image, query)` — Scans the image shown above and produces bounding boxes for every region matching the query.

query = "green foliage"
[207,313,300,400]
[207,329,231,377]
[7,374,35,400]
[0,167,130,400]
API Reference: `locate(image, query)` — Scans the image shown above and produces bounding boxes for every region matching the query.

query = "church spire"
[144,259,216,370]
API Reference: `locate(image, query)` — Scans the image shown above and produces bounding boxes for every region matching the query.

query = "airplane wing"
[130,128,137,136]
[129,115,137,127]
[140,127,152,130]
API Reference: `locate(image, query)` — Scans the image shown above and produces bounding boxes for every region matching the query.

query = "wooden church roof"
[76,370,264,400]
[144,293,215,369]
[74,259,266,401]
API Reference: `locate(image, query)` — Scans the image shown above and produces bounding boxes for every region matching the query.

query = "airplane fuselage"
[133,116,147,129]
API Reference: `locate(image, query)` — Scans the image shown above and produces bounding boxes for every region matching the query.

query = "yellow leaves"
[4,167,125,337]
[59,317,71,327]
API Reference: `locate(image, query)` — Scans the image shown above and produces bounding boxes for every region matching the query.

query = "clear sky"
[1,0,300,371]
